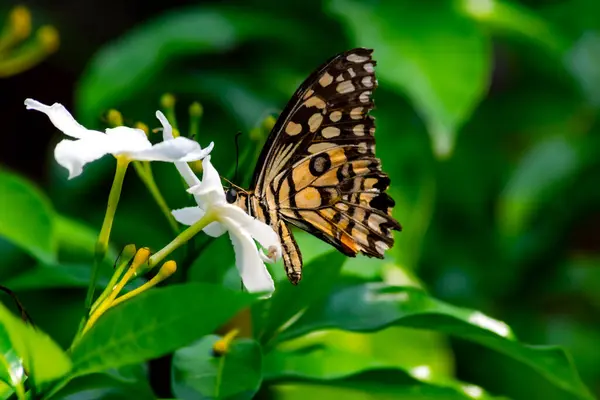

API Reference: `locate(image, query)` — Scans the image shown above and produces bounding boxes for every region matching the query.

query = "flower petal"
[105,126,151,154]
[156,110,174,141]
[228,226,275,296]
[54,138,112,179]
[220,207,282,261]
[187,156,226,204]
[129,137,208,162]
[24,99,103,140]
[171,207,227,237]
[172,207,205,225]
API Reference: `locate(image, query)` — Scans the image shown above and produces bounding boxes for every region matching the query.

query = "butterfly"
[225,48,401,284]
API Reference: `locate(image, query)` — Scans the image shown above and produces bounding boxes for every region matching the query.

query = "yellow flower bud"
[37,25,59,53]
[9,6,31,40]
[106,109,123,127]
[157,260,177,279]
[212,329,239,357]
[134,121,149,136]
[189,102,203,118]
[160,93,176,109]
[261,115,276,132]
[132,247,152,269]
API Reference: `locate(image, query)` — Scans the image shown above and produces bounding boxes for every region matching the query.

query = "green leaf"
[0,302,71,388]
[0,323,24,394]
[70,283,256,377]
[0,170,56,264]
[257,251,347,346]
[50,363,155,399]
[460,0,567,54]
[77,6,305,123]
[265,327,453,383]
[328,0,490,158]
[172,335,262,399]
[279,283,592,400]
[269,369,495,400]
[55,214,118,264]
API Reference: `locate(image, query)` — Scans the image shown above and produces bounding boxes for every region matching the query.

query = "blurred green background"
[1,0,599,398]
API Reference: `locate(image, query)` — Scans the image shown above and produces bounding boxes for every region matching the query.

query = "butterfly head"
[225,187,238,204]
[221,177,250,212]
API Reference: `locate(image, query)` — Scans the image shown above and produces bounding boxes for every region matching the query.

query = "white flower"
[169,154,281,295]
[24,99,213,179]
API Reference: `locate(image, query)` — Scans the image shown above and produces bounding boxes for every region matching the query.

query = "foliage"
[1,0,599,399]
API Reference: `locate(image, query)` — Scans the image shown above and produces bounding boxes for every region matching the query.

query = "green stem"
[77,156,129,341]
[132,161,180,236]
[148,211,215,268]
[90,244,136,314]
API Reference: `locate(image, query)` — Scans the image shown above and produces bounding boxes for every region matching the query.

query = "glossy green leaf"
[460,0,567,54]
[0,323,23,395]
[270,369,494,400]
[265,327,454,384]
[279,283,592,400]
[257,251,346,346]
[77,6,304,123]
[328,0,490,158]
[70,283,256,377]
[172,335,262,399]
[50,363,154,399]
[0,170,56,264]
[0,302,71,387]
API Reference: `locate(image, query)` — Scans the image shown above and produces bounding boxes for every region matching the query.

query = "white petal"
[171,207,226,237]
[175,162,201,190]
[129,137,207,162]
[187,156,226,204]
[228,228,274,295]
[172,207,205,225]
[156,110,174,141]
[203,221,227,237]
[177,140,214,162]
[105,126,151,154]
[54,138,112,179]
[25,99,103,140]
[220,207,282,261]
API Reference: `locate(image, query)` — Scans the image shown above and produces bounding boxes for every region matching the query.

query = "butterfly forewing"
[244,48,401,284]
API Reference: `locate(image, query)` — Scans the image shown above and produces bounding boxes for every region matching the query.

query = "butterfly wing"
[250,48,400,283]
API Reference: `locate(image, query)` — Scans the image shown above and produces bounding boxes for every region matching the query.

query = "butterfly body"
[227,48,401,285]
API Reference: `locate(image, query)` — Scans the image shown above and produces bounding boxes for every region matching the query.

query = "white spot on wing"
[362,76,373,88]
[329,111,342,122]
[322,126,341,138]
[347,53,369,63]
[308,113,323,132]
[285,121,302,136]
[353,124,365,136]
[359,91,371,103]
[318,72,333,87]
[308,142,336,153]
[363,63,374,73]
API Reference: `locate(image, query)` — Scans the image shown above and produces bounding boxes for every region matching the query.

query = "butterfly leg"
[276,219,303,285]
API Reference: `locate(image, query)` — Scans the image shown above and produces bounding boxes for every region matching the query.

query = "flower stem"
[148,211,215,268]
[132,161,179,236]
[84,156,130,313]
[89,244,136,314]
